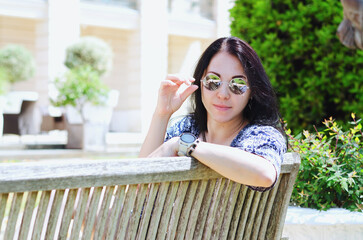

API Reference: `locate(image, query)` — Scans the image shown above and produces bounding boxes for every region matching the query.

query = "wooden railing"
[0,153,300,239]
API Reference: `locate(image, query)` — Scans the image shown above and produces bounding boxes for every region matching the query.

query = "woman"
[139,36,286,192]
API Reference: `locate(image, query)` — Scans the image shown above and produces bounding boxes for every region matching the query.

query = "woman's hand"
[155,74,198,117]
[147,137,180,157]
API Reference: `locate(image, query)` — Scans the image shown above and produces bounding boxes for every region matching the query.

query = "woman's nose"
[216,81,230,99]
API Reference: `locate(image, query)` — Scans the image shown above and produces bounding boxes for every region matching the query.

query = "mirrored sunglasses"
[202,73,249,95]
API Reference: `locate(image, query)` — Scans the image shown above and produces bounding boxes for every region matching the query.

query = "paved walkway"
[0,130,144,161]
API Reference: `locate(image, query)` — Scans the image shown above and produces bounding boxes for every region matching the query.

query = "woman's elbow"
[258,171,277,188]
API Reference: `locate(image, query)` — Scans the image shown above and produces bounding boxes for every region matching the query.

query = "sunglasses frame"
[202,73,249,95]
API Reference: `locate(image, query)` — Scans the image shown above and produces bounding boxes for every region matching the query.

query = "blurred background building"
[0,0,233,135]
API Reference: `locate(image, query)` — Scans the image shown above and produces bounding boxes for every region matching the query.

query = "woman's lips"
[213,104,231,111]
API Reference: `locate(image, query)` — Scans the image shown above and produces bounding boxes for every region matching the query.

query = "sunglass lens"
[203,74,221,91]
[230,78,248,94]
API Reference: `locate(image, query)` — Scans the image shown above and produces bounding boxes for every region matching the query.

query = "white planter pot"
[282,206,363,240]
[65,90,119,150]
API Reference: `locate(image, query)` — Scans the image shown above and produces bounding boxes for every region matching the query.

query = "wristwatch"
[178,133,199,156]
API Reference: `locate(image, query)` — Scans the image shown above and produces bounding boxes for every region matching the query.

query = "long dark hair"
[191,36,284,134]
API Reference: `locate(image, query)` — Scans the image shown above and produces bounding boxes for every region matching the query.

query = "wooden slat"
[227,185,248,240]
[155,182,179,240]
[70,188,91,240]
[184,180,208,239]
[202,178,225,240]
[114,184,138,239]
[257,177,281,240]
[18,191,38,239]
[192,179,217,240]
[146,182,170,239]
[175,180,199,240]
[45,189,65,239]
[104,185,126,240]
[82,187,103,240]
[4,192,23,240]
[266,169,299,240]
[58,188,78,240]
[0,193,9,234]
[125,184,148,240]
[218,182,242,240]
[235,188,256,239]
[31,190,51,240]
[242,191,262,240]
[250,190,270,240]
[211,179,234,239]
[165,181,189,239]
[93,186,115,240]
[135,183,159,240]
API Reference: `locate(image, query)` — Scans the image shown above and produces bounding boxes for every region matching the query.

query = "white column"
[215,0,234,37]
[48,0,80,81]
[139,0,169,135]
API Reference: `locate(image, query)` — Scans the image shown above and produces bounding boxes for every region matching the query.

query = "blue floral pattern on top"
[165,115,287,192]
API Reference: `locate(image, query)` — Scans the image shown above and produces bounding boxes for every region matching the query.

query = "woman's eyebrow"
[232,74,247,79]
[207,71,247,80]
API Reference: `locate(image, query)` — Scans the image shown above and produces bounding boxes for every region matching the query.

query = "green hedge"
[287,114,362,212]
[230,0,363,133]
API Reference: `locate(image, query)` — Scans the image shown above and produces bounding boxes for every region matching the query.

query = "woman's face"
[201,51,251,125]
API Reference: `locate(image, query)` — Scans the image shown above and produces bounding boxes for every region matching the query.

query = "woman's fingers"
[179,85,199,102]
[166,74,195,86]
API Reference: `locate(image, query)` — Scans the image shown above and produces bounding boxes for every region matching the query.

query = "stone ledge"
[283,207,363,240]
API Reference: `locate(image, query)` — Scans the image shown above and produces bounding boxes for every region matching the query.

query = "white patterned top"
[165,115,287,192]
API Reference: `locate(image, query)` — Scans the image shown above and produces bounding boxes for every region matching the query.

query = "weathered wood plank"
[135,183,159,240]
[175,180,199,240]
[165,181,189,239]
[218,182,241,240]
[202,178,225,240]
[192,179,217,240]
[235,189,256,239]
[126,184,148,240]
[82,187,103,240]
[211,180,234,239]
[156,182,179,240]
[146,182,170,240]
[31,190,51,240]
[115,184,138,239]
[257,177,281,240]
[70,188,91,240]
[250,190,270,240]
[18,191,38,239]
[227,185,248,240]
[0,153,299,193]
[243,191,262,240]
[4,192,23,240]
[93,186,115,240]
[104,185,126,240]
[184,180,208,239]
[58,188,78,240]
[45,189,65,239]
[0,193,9,235]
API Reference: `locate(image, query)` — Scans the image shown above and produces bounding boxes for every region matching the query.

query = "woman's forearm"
[191,142,277,187]
[138,112,171,157]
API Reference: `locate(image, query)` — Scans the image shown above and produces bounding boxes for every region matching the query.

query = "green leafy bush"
[65,37,113,76]
[230,0,363,133]
[287,114,363,211]
[0,44,36,84]
[51,65,109,117]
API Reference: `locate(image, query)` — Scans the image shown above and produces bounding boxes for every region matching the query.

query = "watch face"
[180,133,196,143]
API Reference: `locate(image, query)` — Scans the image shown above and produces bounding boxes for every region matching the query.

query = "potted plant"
[51,36,117,150]
[0,44,36,136]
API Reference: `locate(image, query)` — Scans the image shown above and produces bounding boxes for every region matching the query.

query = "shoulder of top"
[246,124,283,135]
